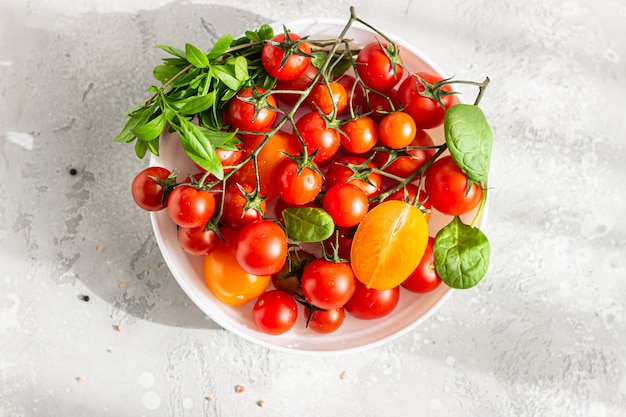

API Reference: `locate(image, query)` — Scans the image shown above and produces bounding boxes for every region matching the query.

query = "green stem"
[470,185,488,228]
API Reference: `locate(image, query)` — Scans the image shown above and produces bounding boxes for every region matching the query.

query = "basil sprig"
[114,24,276,178]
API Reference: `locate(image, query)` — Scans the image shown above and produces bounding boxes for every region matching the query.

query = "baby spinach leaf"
[283,208,335,243]
[444,104,492,184]
[433,217,490,289]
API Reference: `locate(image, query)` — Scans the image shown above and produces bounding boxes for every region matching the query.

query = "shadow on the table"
[1,3,271,330]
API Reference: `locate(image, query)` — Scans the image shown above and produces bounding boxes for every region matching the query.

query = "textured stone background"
[1,0,625,416]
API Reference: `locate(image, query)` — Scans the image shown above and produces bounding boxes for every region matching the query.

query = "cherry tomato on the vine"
[177,225,220,257]
[235,220,288,276]
[226,87,278,132]
[261,32,312,81]
[167,185,216,228]
[355,41,404,92]
[203,228,270,306]
[322,183,369,228]
[231,131,299,201]
[401,237,442,293]
[373,129,435,178]
[360,89,397,122]
[344,280,400,320]
[305,306,345,334]
[378,111,417,149]
[396,72,457,130]
[301,258,356,310]
[274,63,319,106]
[131,166,172,211]
[424,155,483,216]
[307,81,348,116]
[333,74,364,115]
[253,290,298,335]
[275,158,323,205]
[324,155,382,198]
[294,112,341,165]
[220,182,266,230]
[340,116,378,154]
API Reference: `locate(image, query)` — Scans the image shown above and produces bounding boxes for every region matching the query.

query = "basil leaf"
[180,92,216,115]
[154,44,186,59]
[283,208,335,243]
[211,64,245,91]
[134,138,148,159]
[177,119,224,179]
[132,112,166,141]
[185,43,209,68]
[257,24,274,41]
[433,217,490,289]
[207,34,233,59]
[153,63,183,84]
[444,104,493,184]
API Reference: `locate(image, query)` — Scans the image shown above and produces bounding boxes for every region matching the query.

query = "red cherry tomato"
[333,74,364,115]
[424,155,483,216]
[294,112,341,165]
[344,280,400,320]
[322,183,369,228]
[131,166,172,211]
[177,225,220,257]
[167,185,215,228]
[305,306,345,334]
[340,116,378,154]
[378,112,417,149]
[275,158,323,205]
[301,258,356,310]
[253,290,298,335]
[274,64,319,106]
[373,129,435,178]
[226,87,278,132]
[261,32,312,81]
[324,155,382,198]
[307,81,348,115]
[355,41,404,92]
[402,237,442,293]
[220,182,266,230]
[235,220,288,276]
[395,72,457,129]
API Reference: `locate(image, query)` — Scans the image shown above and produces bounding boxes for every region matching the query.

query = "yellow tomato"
[350,200,429,290]
[203,228,271,306]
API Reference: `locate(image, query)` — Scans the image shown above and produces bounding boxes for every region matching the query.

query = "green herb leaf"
[257,24,274,41]
[444,104,493,184]
[211,63,247,91]
[433,217,490,289]
[132,112,166,142]
[283,208,335,242]
[180,92,216,115]
[185,43,209,68]
[154,44,186,59]
[207,34,233,59]
[177,119,224,179]
[134,137,149,159]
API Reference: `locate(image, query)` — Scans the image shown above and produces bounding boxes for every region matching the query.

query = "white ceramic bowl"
[149,18,484,355]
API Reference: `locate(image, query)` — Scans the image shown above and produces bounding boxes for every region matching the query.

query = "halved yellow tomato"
[350,200,429,290]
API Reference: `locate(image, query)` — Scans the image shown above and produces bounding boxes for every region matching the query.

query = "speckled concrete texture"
[1,0,625,416]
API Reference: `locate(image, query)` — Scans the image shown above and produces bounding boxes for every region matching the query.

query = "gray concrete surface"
[1,0,625,416]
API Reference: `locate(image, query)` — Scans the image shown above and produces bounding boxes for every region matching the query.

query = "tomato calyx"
[375,38,404,79]
[411,74,459,111]
[235,182,267,219]
[286,152,324,178]
[334,156,379,189]
[267,26,314,70]
[236,84,283,126]
[295,296,327,328]
[321,228,351,264]
[150,170,179,206]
